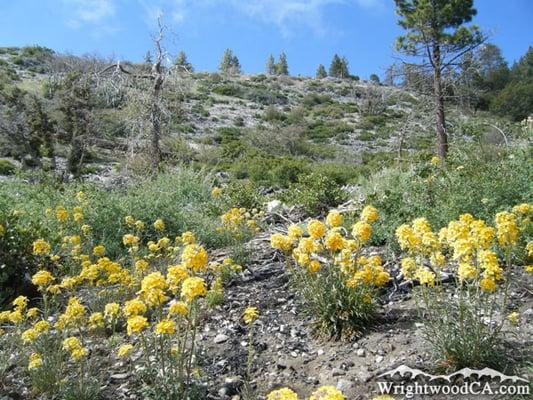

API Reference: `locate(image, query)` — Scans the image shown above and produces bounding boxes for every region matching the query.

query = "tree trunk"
[433,45,448,159]
[150,72,163,171]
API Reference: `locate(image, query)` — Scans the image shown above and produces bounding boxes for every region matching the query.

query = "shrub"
[0,213,239,397]
[362,143,533,246]
[271,207,388,337]
[263,105,287,122]
[282,172,347,214]
[396,206,532,370]
[0,169,236,303]
[306,120,353,142]
[302,93,332,107]
[0,159,17,175]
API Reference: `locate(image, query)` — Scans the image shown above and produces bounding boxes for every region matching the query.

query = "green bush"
[0,159,17,175]
[362,143,533,245]
[0,169,234,304]
[282,172,347,214]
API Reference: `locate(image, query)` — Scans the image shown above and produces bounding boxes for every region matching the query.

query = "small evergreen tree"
[219,49,241,75]
[175,51,193,73]
[329,54,350,79]
[219,49,233,74]
[329,54,341,77]
[24,94,55,169]
[266,54,276,75]
[316,64,327,79]
[339,56,350,79]
[370,73,380,84]
[143,51,153,64]
[231,55,241,75]
[56,72,94,178]
[277,52,289,75]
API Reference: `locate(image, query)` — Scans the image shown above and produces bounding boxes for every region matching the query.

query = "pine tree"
[329,54,342,78]
[56,72,94,177]
[143,51,153,64]
[219,49,241,75]
[277,52,289,75]
[316,64,327,79]
[24,93,55,169]
[339,56,350,79]
[219,49,233,74]
[231,55,241,75]
[266,54,276,75]
[395,0,485,158]
[175,51,193,73]
[329,54,349,78]
[370,74,380,84]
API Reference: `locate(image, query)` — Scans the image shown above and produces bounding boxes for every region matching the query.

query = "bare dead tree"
[99,16,188,172]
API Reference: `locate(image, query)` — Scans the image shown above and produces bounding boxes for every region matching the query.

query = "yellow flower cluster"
[62,336,88,361]
[28,353,43,370]
[267,386,345,400]
[243,306,259,325]
[397,205,532,292]
[56,297,86,329]
[32,239,51,255]
[211,186,222,197]
[271,207,389,288]
[31,270,54,288]
[219,207,262,236]
[3,200,246,393]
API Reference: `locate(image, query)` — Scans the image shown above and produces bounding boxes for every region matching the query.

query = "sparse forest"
[0,1,531,399]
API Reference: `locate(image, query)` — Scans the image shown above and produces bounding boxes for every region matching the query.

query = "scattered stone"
[214,334,229,344]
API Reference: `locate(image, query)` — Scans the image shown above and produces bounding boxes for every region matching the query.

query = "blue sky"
[1,0,532,78]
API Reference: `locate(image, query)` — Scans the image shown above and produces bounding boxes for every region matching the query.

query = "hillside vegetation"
[0,39,531,400]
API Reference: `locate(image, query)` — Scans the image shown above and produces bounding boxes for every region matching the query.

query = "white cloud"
[140,0,383,35]
[63,0,116,26]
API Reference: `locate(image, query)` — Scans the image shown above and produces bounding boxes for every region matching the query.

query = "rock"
[376,355,384,363]
[214,334,229,344]
[332,368,346,377]
[266,200,283,213]
[336,378,356,394]
[356,349,366,357]
[110,373,130,380]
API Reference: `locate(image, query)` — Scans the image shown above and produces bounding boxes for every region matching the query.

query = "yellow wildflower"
[153,219,165,231]
[326,210,343,227]
[123,298,147,317]
[32,270,54,287]
[181,244,208,272]
[267,388,298,400]
[92,245,106,257]
[181,277,207,302]
[243,307,259,325]
[127,315,148,335]
[287,224,304,240]
[352,221,372,242]
[32,239,51,255]
[28,353,43,370]
[480,277,496,293]
[310,385,345,400]
[271,233,293,252]
[361,205,379,223]
[154,319,176,335]
[308,220,326,239]
[117,344,133,358]
[168,301,189,316]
